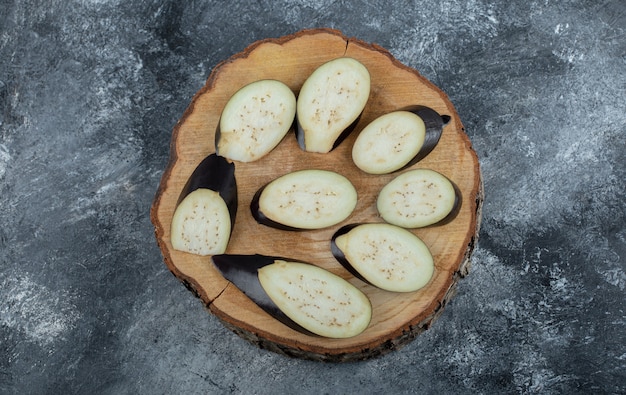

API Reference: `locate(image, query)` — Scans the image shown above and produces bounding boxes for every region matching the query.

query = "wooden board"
[151,28,483,362]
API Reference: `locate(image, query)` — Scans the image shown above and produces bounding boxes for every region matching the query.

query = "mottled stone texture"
[1,1,624,393]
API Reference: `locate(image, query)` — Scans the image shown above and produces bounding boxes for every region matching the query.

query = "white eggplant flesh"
[377,169,458,228]
[333,223,434,292]
[252,169,357,230]
[217,79,296,162]
[296,57,370,153]
[171,188,231,255]
[352,110,426,174]
[258,260,372,338]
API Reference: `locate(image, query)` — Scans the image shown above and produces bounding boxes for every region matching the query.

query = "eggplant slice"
[251,169,357,230]
[296,57,371,153]
[331,223,434,292]
[212,254,372,338]
[397,105,448,167]
[216,79,296,162]
[170,154,237,255]
[377,168,460,228]
[352,106,448,174]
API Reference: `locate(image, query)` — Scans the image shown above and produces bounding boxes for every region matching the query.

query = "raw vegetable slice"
[296,57,370,153]
[352,110,425,174]
[398,105,449,166]
[216,79,296,162]
[331,223,434,292]
[377,168,459,228]
[170,154,237,255]
[212,254,372,338]
[212,255,372,338]
[259,260,371,338]
[352,105,448,174]
[212,254,295,329]
[171,189,231,255]
[251,169,357,230]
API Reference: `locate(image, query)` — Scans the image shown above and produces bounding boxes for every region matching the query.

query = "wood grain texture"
[151,28,483,361]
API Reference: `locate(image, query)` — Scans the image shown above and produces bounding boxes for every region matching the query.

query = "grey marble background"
[1,0,624,394]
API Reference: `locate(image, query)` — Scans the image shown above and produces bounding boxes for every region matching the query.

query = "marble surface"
[1,0,624,393]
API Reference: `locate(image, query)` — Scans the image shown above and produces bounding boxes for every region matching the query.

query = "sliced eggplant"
[170,154,237,256]
[331,223,434,292]
[296,57,371,153]
[398,105,448,165]
[216,79,296,162]
[212,254,372,338]
[212,254,297,330]
[351,106,448,174]
[377,168,460,228]
[251,169,357,230]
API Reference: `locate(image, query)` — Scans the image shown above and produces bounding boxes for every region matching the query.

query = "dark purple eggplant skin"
[211,254,317,336]
[394,105,450,171]
[214,122,223,153]
[249,185,305,231]
[330,224,372,286]
[295,113,362,152]
[177,153,238,228]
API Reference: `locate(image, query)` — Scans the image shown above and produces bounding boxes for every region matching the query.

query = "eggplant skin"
[216,79,296,162]
[212,254,372,338]
[296,57,371,153]
[397,105,447,166]
[332,223,434,292]
[211,254,312,334]
[251,169,358,230]
[377,168,460,228]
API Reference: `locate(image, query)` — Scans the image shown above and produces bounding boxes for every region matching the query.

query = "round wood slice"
[151,28,483,362]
